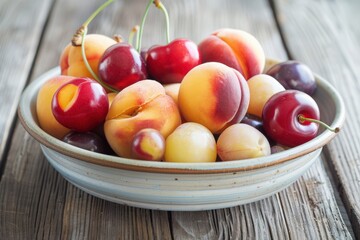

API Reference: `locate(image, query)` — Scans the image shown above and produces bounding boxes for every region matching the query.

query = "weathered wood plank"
[0,0,355,239]
[171,159,352,240]
[0,0,53,169]
[272,0,360,238]
[1,0,174,239]
[168,0,352,238]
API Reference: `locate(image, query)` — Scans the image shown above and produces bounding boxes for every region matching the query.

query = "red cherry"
[146,39,201,84]
[98,42,147,91]
[52,78,109,132]
[63,131,110,154]
[266,60,317,95]
[262,90,320,147]
[131,128,165,161]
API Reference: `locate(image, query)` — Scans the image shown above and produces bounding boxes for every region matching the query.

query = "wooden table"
[0,0,359,239]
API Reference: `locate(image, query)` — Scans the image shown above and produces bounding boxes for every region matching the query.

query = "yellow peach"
[178,62,249,134]
[198,28,265,80]
[107,92,117,108]
[60,34,117,79]
[247,74,285,118]
[217,123,271,161]
[163,83,180,106]
[164,122,217,163]
[104,80,182,158]
[36,76,75,138]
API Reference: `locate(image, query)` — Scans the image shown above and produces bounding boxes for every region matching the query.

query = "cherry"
[71,0,122,93]
[72,0,148,93]
[241,114,265,134]
[137,0,200,84]
[266,60,317,95]
[271,145,287,154]
[262,90,335,147]
[131,128,165,161]
[146,39,201,83]
[52,78,109,132]
[98,42,147,91]
[63,131,110,154]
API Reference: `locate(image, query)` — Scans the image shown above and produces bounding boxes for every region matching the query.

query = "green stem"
[136,0,153,52]
[128,25,139,46]
[77,0,119,93]
[83,0,114,27]
[154,1,170,44]
[298,115,339,133]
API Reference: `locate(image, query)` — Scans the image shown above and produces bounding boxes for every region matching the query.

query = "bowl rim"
[18,60,346,174]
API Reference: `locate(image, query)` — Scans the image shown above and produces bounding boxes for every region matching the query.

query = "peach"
[178,62,250,134]
[60,34,117,79]
[198,28,265,80]
[36,76,75,139]
[104,80,182,158]
[247,74,285,118]
[164,122,217,163]
[217,123,271,161]
[164,83,180,105]
[107,92,117,107]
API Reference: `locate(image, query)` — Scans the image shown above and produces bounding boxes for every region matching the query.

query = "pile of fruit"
[36,0,337,163]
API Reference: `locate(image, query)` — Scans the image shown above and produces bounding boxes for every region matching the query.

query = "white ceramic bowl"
[18,61,345,211]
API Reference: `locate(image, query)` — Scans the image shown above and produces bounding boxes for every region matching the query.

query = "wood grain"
[273,0,360,238]
[170,160,352,239]
[0,0,53,168]
[0,0,356,239]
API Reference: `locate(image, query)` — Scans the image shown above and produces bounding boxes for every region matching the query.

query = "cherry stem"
[113,34,123,43]
[128,25,139,46]
[72,0,114,46]
[83,0,114,27]
[154,0,170,44]
[76,0,118,93]
[136,0,153,52]
[298,115,339,133]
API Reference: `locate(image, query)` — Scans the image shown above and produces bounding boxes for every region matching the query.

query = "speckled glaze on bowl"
[18,60,345,211]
